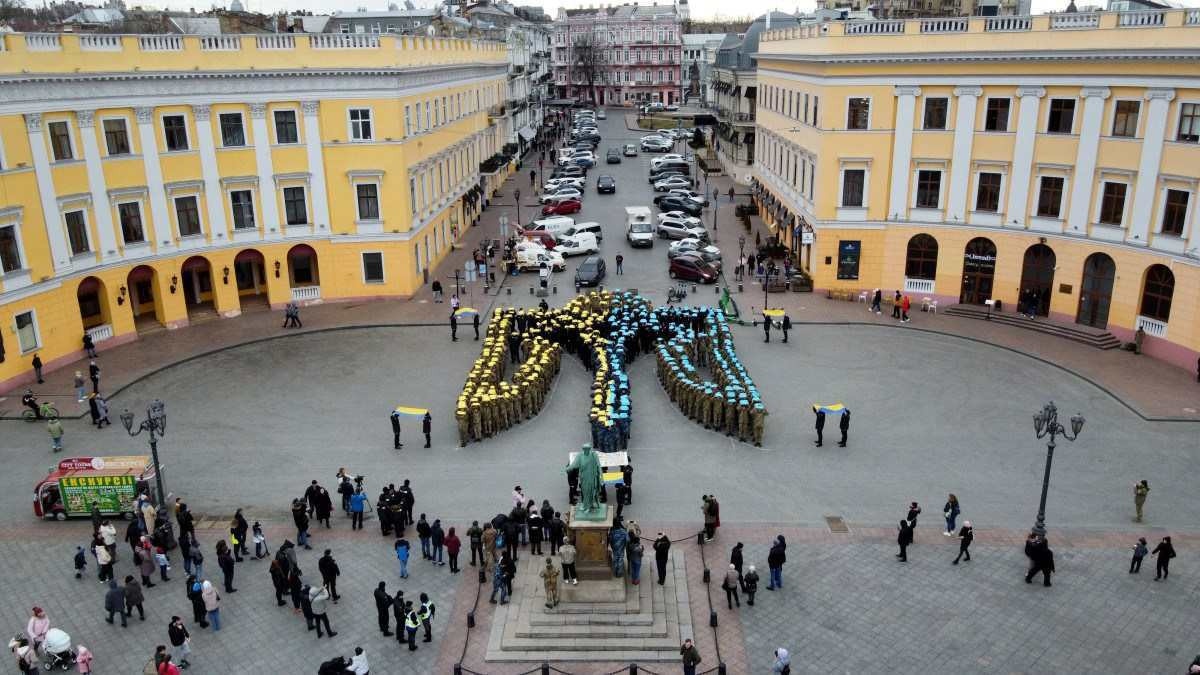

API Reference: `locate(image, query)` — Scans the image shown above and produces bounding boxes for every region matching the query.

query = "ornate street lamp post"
[120,399,168,507]
[1030,401,1085,538]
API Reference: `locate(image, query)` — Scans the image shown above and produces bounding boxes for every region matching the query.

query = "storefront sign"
[801,231,814,245]
[837,240,861,280]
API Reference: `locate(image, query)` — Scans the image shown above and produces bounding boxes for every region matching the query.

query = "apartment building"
[466,2,552,155]
[551,2,684,106]
[754,11,1200,367]
[0,32,509,391]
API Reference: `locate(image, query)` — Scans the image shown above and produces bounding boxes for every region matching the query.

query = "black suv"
[597,175,617,194]
[655,195,702,217]
[575,256,607,287]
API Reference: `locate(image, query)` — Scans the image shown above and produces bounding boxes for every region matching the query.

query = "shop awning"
[745,86,757,99]
[731,86,741,97]
[518,126,536,142]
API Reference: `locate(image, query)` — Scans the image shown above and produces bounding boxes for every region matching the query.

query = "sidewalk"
[4,149,1198,422]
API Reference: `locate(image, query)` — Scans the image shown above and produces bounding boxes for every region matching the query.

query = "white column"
[249,103,280,235]
[1065,87,1109,235]
[134,108,174,252]
[301,100,331,232]
[946,86,981,223]
[1005,86,1045,228]
[1127,88,1175,246]
[75,111,118,260]
[887,86,920,219]
[191,105,226,239]
[25,113,73,272]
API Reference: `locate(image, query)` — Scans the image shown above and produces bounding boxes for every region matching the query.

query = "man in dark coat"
[422,412,432,448]
[653,533,671,585]
[473,313,481,340]
[896,520,913,562]
[398,480,415,527]
[953,521,973,564]
[549,512,565,556]
[391,589,407,644]
[813,409,825,447]
[838,410,851,447]
[104,579,127,626]
[318,549,341,601]
[762,313,771,343]
[781,315,791,343]
[450,314,458,341]
[374,581,394,636]
[766,535,786,590]
[391,411,403,449]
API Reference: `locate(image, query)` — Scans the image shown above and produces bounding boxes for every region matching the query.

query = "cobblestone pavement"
[1,111,1198,674]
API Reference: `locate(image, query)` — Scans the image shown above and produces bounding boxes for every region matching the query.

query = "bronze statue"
[566,444,604,521]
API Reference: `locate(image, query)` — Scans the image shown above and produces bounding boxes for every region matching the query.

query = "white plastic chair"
[928,300,938,314]
[857,291,868,303]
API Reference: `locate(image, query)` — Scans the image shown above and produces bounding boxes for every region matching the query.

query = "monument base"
[566,505,614,581]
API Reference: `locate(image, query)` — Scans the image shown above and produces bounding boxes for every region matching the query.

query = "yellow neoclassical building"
[0,32,510,391]
[755,10,1200,369]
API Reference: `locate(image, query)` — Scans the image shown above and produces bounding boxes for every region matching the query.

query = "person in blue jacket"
[350,490,367,531]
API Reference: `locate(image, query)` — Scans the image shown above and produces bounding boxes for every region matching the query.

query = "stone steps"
[943,304,1122,349]
[485,550,693,662]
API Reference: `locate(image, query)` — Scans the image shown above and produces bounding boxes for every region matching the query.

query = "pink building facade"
[552,3,683,106]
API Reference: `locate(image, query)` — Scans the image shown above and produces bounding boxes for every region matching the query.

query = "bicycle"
[22,401,59,422]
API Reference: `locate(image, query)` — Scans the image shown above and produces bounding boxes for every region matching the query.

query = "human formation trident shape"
[454,290,767,448]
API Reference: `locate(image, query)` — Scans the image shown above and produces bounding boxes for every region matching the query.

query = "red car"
[518,228,557,249]
[541,199,582,216]
[668,253,719,284]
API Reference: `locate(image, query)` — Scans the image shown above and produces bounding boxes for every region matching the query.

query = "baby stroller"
[40,628,76,670]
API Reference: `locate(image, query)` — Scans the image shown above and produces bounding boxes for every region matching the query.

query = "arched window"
[1139,264,1175,322]
[904,234,939,280]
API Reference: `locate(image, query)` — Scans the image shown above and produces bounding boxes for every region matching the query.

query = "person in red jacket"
[901,295,912,323]
[444,527,462,574]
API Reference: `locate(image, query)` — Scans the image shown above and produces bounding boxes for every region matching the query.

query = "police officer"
[404,601,420,651]
[390,410,402,449]
[418,592,436,643]
[373,581,393,636]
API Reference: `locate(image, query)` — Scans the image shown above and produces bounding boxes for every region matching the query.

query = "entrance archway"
[1138,264,1174,325]
[180,256,215,320]
[126,265,164,333]
[77,276,111,331]
[904,234,939,291]
[1019,244,1056,317]
[1076,253,1116,329]
[233,249,269,312]
[959,237,996,305]
[287,244,321,302]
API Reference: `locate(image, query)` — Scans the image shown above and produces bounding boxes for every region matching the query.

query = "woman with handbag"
[943,494,960,535]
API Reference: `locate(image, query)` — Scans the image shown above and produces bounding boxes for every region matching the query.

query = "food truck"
[33,456,156,521]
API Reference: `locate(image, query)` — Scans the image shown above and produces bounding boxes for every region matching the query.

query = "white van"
[515,247,566,272]
[527,215,575,236]
[625,206,655,248]
[563,221,603,241]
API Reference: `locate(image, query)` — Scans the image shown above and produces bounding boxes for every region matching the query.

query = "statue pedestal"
[566,505,614,581]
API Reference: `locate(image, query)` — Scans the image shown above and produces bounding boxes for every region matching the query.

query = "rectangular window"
[1161,189,1189,236]
[15,311,38,353]
[923,97,948,130]
[803,94,809,123]
[404,105,413,136]
[163,115,188,151]
[274,110,299,144]
[841,169,865,207]
[362,252,384,283]
[812,96,819,127]
[915,170,942,209]
[349,108,373,141]
[1036,176,1065,218]
[117,202,145,243]
[64,210,89,255]
[1176,102,1199,143]
[1046,99,1075,134]
[103,119,130,155]
[356,184,380,220]
[0,224,21,272]
[975,172,1002,212]
[283,187,308,225]
[846,98,870,130]
[1111,100,1140,138]
[425,102,431,130]
[230,190,255,229]
[219,113,245,147]
[1098,181,1127,225]
[409,177,418,215]
[984,98,1010,132]
[48,121,73,161]
[174,196,201,236]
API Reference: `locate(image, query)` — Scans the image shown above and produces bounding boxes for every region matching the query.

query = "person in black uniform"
[653,533,671,585]
[422,412,432,448]
[390,411,402,449]
[781,315,792,343]
[450,313,458,341]
[374,581,394,636]
[838,409,851,447]
[473,313,481,340]
[762,313,771,343]
[813,409,825,447]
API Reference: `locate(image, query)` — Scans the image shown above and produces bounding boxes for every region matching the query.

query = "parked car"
[664,104,680,112]
[654,176,692,192]
[563,221,603,241]
[657,212,703,229]
[544,177,584,191]
[515,247,566,272]
[626,206,655,248]
[541,188,583,204]
[571,152,596,168]
[542,198,582,215]
[641,139,672,152]
[575,255,607,287]
[668,188,709,206]
[596,109,607,119]
[552,166,585,179]
[654,196,702,217]
[623,144,638,157]
[648,170,687,184]
[650,154,686,167]
[525,215,575,236]
[606,148,622,164]
[668,238,721,264]
[668,254,719,283]
[641,134,670,143]
[657,218,707,241]
[596,175,617,194]
[557,232,601,257]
